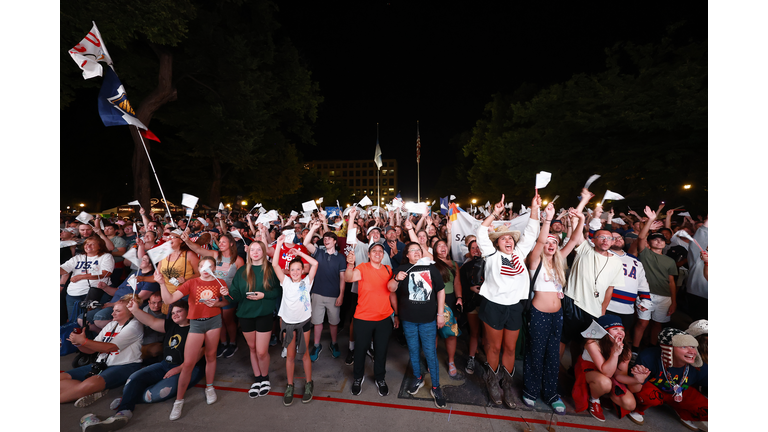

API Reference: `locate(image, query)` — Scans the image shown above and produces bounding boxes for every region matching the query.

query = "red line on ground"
[194,384,638,432]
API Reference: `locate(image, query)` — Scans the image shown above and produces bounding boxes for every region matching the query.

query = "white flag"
[535,171,552,189]
[218,202,225,211]
[450,195,456,200]
[122,248,140,269]
[281,229,296,244]
[302,200,318,212]
[581,320,609,340]
[374,143,383,170]
[126,274,138,294]
[317,197,323,204]
[181,193,199,209]
[67,22,113,80]
[358,195,373,207]
[584,174,601,189]
[76,211,93,225]
[601,190,625,205]
[127,200,140,206]
[147,241,174,264]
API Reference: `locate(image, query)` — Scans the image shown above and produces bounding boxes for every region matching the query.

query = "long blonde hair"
[540,247,567,288]
[243,241,274,291]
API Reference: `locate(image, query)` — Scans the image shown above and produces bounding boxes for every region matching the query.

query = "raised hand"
[544,202,555,220]
[494,194,505,215]
[643,206,657,221]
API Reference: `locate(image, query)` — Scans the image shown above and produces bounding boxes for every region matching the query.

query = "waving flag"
[374,141,383,169]
[448,203,462,221]
[98,67,160,141]
[439,196,449,215]
[68,22,113,79]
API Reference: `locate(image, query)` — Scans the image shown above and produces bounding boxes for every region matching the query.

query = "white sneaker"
[281,347,287,358]
[74,389,109,408]
[205,386,217,405]
[170,399,184,421]
[627,411,644,425]
[109,398,122,410]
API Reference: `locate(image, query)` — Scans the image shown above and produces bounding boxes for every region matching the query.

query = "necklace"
[592,252,609,298]
[660,361,689,402]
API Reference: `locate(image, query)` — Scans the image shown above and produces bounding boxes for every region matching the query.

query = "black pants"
[353,317,393,381]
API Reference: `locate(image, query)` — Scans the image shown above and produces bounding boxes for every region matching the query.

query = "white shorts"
[636,293,672,323]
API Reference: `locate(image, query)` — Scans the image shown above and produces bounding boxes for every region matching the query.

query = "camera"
[169,277,180,286]
[84,361,108,378]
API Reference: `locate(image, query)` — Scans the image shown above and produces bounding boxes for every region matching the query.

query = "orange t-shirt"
[354,262,394,322]
[176,277,225,320]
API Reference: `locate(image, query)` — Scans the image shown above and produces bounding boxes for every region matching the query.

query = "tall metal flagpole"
[417,120,421,202]
[134,125,177,228]
[377,123,380,207]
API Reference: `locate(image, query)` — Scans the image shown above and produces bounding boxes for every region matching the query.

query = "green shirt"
[638,248,678,297]
[228,264,281,318]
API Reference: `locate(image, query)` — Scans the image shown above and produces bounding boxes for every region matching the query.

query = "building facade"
[307,159,398,202]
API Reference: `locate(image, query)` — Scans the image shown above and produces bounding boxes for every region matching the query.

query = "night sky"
[274,2,707,200]
[59,2,707,208]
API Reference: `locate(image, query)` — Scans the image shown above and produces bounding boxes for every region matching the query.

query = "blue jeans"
[65,293,86,322]
[118,360,204,411]
[402,320,439,387]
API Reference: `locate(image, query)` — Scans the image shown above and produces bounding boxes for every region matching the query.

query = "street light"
[542,200,548,205]
[79,203,85,207]
[241,200,248,206]
[683,184,692,190]
[471,199,477,204]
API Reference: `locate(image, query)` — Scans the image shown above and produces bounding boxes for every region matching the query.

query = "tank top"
[533,266,563,294]
[442,261,456,295]
[160,251,196,295]
[215,255,238,286]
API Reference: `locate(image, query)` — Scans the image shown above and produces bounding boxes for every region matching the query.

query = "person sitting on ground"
[272,235,319,406]
[571,315,650,422]
[79,299,204,432]
[62,294,144,408]
[626,327,708,430]
[60,236,115,320]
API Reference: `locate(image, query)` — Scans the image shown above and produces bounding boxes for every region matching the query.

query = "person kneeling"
[626,327,708,431]
[62,294,144,408]
[571,315,650,422]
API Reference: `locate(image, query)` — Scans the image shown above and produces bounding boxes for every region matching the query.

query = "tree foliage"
[464,35,707,212]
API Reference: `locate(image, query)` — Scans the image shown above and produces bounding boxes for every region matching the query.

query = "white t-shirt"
[278,275,313,324]
[565,241,625,318]
[94,318,143,366]
[61,253,116,296]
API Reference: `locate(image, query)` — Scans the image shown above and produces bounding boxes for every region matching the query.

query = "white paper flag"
[127,200,140,206]
[181,193,199,209]
[584,174,601,189]
[60,240,77,248]
[601,190,625,205]
[581,320,609,340]
[678,212,691,217]
[281,229,296,244]
[302,200,318,212]
[406,257,436,272]
[76,211,94,225]
[299,216,312,224]
[255,210,279,225]
[317,197,324,204]
[67,22,113,80]
[126,274,138,294]
[535,171,552,189]
[290,210,298,217]
[218,202,225,210]
[122,248,140,269]
[485,201,491,208]
[450,195,456,200]
[405,202,428,215]
[612,218,625,224]
[229,230,243,240]
[358,195,373,207]
[147,241,174,264]
[520,204,529,215]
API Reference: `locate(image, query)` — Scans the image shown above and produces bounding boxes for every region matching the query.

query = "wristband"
[394,313,398,316]
[82,339,88,347]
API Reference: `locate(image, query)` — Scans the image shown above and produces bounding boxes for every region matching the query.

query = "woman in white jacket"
[476,193,539,409]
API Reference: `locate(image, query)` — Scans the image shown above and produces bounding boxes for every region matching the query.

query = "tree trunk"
[131,43,178,211]
[209,155,222,209]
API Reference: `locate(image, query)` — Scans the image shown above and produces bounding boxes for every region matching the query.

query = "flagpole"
[135,125,176,228]
[416,121,421,202]
[377,123,380,207]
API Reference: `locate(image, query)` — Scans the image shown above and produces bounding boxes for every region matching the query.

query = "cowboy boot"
[501,366,517,409]
[483,362,503,405]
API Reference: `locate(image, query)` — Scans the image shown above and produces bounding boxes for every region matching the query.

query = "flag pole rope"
[135,125,177,228]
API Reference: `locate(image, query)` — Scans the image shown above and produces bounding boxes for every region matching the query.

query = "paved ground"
[60,318,705,432]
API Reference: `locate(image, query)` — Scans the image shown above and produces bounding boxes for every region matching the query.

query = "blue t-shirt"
[636,346,708,392]
[109,270,161,303]
[310,247,347,298]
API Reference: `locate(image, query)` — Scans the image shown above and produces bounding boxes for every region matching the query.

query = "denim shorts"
[66,362,143,390]
[189,314,222,334]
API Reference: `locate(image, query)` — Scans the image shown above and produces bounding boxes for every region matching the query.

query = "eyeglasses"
[594,236,614,241]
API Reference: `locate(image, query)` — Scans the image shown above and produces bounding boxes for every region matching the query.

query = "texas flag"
[97,66,160,142]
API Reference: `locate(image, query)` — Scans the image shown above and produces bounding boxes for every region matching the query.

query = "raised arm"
[126,298,165,333]
[303,220,322,255]
[415,213,427,232]
[294,248,319,282]
[633,206,657,254]
[560,209,586,255]
[272,235,286,283]
[574,188,594,215]
[527,202,554,270]
[343,249,362,282]
[181,231,217,258]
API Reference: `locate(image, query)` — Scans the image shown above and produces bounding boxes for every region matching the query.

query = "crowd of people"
[60,187,708,431]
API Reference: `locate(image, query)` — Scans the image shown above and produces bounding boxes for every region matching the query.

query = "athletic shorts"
[240,314,273,333]
[189,315,222,334]
[311,294,341,325]
[636,293,672,323]
[478,297,525,331]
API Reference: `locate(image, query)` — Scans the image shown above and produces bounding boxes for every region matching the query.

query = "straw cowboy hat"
[488,225,520,243]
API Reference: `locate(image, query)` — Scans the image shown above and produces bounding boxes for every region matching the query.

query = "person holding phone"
[221,240,281,399]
